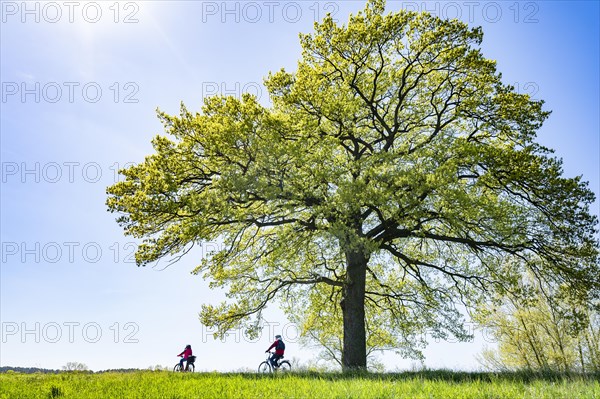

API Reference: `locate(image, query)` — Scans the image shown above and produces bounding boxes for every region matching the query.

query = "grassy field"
[0,370,598,399]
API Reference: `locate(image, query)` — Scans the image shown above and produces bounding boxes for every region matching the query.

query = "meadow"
[1,370,599,399]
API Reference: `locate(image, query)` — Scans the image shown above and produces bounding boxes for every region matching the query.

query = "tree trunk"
[340,249,368,370]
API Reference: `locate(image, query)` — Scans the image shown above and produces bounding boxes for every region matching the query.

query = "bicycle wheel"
[186,363,195,372]
[173,363,182,372]
[258,361,271,373]
[278,360,291,372]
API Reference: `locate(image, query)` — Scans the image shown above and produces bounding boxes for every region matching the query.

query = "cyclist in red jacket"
[265,335,285,368]
[177,345,192,370]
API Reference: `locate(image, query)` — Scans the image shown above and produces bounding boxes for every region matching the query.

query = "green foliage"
[48,385,63,399]
[477,271,600,373]
[106,0,599,367]
[0,371,598,399]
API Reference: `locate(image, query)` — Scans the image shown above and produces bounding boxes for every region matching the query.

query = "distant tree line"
[0,366,61,374]
[0,364,169,374]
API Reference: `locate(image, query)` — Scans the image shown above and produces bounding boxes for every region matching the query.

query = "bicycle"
[258,351,291,373]
[173,355,196,372]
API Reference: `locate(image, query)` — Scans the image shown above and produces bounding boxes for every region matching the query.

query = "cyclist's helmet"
[186,345,191,349]
[275,335,282,340]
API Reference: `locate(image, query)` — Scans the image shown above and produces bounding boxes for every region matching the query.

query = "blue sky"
[1,1,598,372]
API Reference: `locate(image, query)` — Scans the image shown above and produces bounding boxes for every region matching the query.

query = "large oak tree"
[106,0,599,370]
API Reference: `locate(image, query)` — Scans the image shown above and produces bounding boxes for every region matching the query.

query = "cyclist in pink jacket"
[177,345,192,370]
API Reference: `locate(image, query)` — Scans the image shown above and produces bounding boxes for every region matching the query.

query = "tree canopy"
[106,0,599,370]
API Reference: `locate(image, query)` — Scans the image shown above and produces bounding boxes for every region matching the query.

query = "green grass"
[0,370,598,399]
